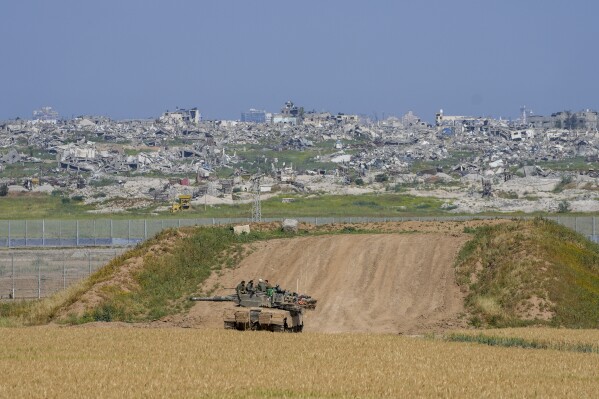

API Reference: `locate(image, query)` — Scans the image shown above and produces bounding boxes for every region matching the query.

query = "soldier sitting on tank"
[236,280,246,299]
[246,280,255,295]
[265,280,274,297]
[256,278,267,292]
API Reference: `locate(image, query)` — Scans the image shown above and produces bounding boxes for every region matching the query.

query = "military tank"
[190,285,317,332]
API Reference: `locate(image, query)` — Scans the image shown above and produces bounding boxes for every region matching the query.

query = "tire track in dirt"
[187,233,468,334]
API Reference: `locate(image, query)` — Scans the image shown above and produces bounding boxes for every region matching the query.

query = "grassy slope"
[455,218,599,328]
[0,226,301,325]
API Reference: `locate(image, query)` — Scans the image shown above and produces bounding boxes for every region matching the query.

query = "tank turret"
[190,285,317,332]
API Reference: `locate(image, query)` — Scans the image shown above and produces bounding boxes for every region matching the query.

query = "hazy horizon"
[1,0,597,122]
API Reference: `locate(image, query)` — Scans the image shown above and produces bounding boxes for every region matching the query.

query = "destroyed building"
[3,104,599,214]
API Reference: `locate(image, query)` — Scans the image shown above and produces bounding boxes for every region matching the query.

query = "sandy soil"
[184,233,469,334]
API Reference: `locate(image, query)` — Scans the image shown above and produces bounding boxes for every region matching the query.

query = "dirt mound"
[186,233,468,334]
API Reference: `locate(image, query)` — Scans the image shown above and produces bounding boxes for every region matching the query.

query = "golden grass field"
[1,327,599,398]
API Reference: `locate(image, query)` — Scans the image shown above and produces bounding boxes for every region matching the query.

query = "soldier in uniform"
[265,280,274,297]
[236,280,246,297]
[256,278,267,292]
[246,279,254,294]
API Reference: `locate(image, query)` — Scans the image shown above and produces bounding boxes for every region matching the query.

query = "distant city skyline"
[1,0,598,122]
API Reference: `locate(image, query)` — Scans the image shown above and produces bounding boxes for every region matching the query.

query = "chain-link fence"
[0,219,216,247]
[0,249,125,300]
[0,216,598,247]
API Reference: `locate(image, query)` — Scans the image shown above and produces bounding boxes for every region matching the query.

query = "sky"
[1,0,598,122]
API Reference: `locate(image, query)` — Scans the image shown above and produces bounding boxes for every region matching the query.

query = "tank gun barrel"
[190,295,236,302]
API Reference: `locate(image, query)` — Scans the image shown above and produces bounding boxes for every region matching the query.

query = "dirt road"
[188,233,468,334]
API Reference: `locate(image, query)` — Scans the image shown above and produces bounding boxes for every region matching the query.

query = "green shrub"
[557,200,571,213]
[374,174,388,183]
[553,175,574,193]
[89,178,115,188]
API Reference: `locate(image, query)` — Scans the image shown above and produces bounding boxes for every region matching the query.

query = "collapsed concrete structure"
[2,106,599,214]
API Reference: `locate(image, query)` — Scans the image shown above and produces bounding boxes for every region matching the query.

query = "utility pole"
[251,174,264,222]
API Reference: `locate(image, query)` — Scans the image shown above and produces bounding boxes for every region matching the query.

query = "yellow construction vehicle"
[170,194,192,213]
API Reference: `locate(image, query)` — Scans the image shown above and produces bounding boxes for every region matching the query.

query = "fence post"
[88,251,91,276]
[11,253,15,300]
[76,220,79,247]
[8,220,10,248]
[128,220,131,244]
[110,219,113,245]
[42,219,45,246]
[25,220,28,247]
[63,252,66,290]
[178,219,181,228]
[59,220,62,246]
[37,259,41,299]
[93,219,96,246]
[594,216,596,241]
[144,219,147,240]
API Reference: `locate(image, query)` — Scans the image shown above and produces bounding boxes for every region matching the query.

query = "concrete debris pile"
[2,106,599,213]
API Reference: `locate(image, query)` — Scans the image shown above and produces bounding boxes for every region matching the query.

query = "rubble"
[2,105,599,214]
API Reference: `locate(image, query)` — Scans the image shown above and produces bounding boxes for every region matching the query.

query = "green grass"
[0,192,451,219]
[0,192,95,219]
[445,332,599,354]
[537,156,591,172]
[243,193,447,217]
[455,218,599,328]
[230,144,338,173]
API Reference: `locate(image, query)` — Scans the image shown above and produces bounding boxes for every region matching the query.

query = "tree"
[0,183,8,197]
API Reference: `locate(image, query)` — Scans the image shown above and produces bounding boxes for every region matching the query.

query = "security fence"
[0,215,597,299]
[0,216,598,248]
[0,248,125,300]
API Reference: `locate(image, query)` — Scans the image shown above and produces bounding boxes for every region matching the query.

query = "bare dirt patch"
[516,295,555,321]
[185,232,471,334]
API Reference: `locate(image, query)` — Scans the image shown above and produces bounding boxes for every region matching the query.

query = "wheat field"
[1,327,598,398]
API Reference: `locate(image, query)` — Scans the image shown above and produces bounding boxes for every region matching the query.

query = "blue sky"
[1,0,597,122]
